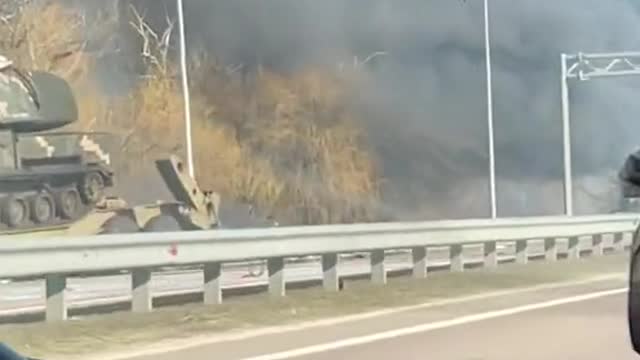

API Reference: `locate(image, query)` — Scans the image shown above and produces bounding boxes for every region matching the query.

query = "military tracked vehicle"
[0,55,115,232]
[4,153,221,237]
[0,55,222,237]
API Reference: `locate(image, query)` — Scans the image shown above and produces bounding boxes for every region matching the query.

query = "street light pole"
[177,0,195,178]
[560,53,573,216]
[484,0,497,219]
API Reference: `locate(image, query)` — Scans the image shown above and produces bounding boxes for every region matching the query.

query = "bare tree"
[128,5,174,77]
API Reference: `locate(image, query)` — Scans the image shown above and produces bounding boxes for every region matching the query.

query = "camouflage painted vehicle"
[0,55,115,232]
[5,154,221,237]
[0,55,221,236]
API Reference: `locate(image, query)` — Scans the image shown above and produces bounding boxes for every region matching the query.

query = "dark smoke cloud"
[88,0,640,217]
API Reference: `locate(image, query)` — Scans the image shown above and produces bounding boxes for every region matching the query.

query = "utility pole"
[484,0,497,219]
[177,0,195,178]
[560,53,573,216]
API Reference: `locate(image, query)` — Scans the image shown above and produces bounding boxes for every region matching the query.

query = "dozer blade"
[154,155,220,230]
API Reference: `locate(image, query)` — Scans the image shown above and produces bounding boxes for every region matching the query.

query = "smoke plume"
[74,0,640,218]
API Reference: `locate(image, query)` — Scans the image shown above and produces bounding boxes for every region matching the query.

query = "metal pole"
[177,0,195,178]
[560,53,573,216]
[484,0,497,219]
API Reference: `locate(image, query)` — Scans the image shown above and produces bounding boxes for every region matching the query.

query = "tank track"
[0,168,113,232]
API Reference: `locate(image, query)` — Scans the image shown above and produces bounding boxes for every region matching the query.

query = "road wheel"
[143,215,182,232]
[80,172,104,204]
[30,192,55,224]
[57,188,81,220]
[100,214,140,234]
[2,196,28,228]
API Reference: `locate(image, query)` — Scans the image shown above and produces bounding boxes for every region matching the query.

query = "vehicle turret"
[0,54,115,231]
[0,55,77,132]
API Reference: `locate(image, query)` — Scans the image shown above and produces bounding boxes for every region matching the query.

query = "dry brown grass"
[0,2,87,74]
[0,2,383,225]
[188,60,382,224]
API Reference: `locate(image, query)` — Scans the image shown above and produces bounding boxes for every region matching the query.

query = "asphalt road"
[122,276,635,360]
[0,238,593,316]
[293,290,633,360]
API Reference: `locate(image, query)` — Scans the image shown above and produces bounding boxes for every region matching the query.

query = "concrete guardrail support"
[412,247,427,279]
[592,234,604,256]
[268,257,285,297]
[45,274,67,322]
[132,269,152,313]
[484,241,497,268]
[204,262,222,304]
[371,249,386,284]
[322,253,339,291]
[567,236,580,260]
[516,240,528,265]
[614,232,626,252]
[545,238,557,261]
[450,244,464,272]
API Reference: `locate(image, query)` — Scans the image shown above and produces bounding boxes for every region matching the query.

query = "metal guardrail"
[1,214,638,322]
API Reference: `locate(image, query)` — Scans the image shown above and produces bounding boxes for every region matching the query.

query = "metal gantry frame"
[561,51,640,216]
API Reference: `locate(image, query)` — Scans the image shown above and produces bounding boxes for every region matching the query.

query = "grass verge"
[0,254,629,359]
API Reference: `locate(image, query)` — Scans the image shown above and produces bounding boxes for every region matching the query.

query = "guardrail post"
[567,236,580,260]
[545,238,557,261]
[204,262,222,304]
[592,234,604,256]
[132,269,152,313]
[45,274,67,322]
[450,244,464,272]
[322,253,339,291]
[484,241,497,268]
[371,249,386,284]
[515,240,528,265]
[412,247,428,279]
[614,232,626,252]
[268,257,285,297]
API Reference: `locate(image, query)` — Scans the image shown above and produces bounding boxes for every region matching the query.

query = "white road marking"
[86,274,625,360]
[241,287,627,360]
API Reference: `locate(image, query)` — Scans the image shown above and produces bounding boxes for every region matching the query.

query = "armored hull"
[0,155,220,237]
[0,158,113,231]
[0,58,116,231]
